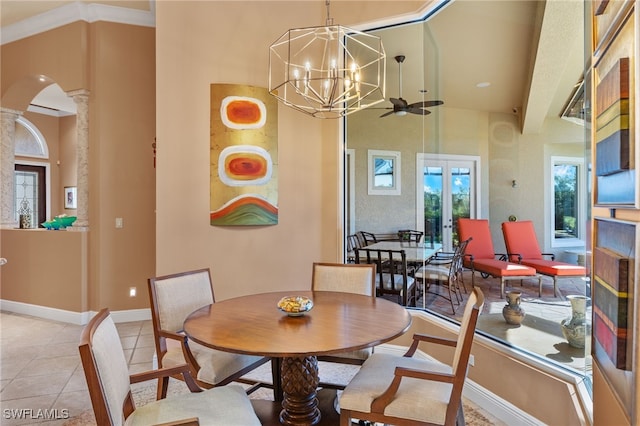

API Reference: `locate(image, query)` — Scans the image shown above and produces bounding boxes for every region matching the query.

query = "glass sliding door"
[417,154,479,251]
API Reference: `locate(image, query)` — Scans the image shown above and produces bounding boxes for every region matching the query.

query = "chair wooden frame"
[339,287,485,426]
[79,308,261,426]
[148,268,273,399]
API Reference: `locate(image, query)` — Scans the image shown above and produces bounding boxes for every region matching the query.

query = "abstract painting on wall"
[210,84,278,225]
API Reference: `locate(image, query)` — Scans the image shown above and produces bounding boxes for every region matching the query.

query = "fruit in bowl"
[277,296,313,316]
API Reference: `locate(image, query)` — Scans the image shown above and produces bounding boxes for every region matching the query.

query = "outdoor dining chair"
[355,247,417,306]
[501,220,586,297]
[458,218,540,298]
[415,237,471,313]
[79,308,261,426]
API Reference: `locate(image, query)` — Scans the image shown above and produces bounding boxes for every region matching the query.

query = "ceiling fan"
[379,55,444,118]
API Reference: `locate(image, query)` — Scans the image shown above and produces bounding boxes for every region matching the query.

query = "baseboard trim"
[378,344,543,425]
[0,299,151,325]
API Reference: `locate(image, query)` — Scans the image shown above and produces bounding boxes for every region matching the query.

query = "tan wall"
[87,21,156,311]
[1,21,89,109]
[155,1,426,300]
[1,21,155,313]
[0,229,87,312]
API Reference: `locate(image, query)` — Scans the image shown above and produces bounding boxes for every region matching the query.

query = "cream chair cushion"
[161,339,263,385]
[92,316,134,425]
[154,271,214,333]
[124,384,261,426]
[339,352,453,424]
[375,273,415,291]
[415,264,449,281]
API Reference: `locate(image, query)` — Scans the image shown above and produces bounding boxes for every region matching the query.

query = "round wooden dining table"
[183,290,412,426]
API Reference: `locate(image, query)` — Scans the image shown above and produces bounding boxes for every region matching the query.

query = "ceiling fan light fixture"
[268,0,386,119]
[395,110,408,116]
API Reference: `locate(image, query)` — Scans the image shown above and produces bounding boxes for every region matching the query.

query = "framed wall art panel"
[209,84,278,226]
[593,3,638,208]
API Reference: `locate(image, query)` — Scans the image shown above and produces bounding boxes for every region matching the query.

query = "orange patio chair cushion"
[458,218,496,260]
[502,220,586,276]
[501,220,544,260]
[518,259,585,277]
[471,259,537,277]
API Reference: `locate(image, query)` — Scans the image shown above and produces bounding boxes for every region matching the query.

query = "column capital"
[0,107,23,117]
[67,89,90,99]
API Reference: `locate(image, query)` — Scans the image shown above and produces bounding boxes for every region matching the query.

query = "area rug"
[64,362,497,425]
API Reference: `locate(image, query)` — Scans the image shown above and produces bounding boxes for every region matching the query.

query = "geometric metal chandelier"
[268,0,386,119]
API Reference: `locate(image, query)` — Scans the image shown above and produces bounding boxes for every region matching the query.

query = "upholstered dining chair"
[501,220,586,297]
[148,269,272,399]
[339,287,485,426]
[312,262,377,388]
[79,308,261,426]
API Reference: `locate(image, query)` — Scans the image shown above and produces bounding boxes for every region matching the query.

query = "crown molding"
[1,2,155,45]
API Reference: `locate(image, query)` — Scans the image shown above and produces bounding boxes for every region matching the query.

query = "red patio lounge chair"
[501,220,586,297]
[458,218,540,298]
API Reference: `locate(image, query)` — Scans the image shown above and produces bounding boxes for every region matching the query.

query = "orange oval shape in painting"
[227,100,261,124]
[225,153,268,180]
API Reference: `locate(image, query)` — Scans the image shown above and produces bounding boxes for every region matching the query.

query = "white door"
[416,154,480,251]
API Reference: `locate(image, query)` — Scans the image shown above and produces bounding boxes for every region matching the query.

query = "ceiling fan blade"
[407,107,431,115]
[407,100,444,108]
[389,98,408,107]
[379,110,396,118]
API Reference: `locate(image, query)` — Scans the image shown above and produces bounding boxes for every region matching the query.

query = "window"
[551,156,585,247]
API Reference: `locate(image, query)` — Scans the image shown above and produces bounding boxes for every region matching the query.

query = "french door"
[416,154,480,251]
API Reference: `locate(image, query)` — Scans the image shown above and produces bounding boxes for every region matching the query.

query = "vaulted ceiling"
[1,0,585,134]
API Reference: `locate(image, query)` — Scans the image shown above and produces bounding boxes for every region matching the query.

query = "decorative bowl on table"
[41,220,61,230]
[54,215,77,228]
[277,296,313,316]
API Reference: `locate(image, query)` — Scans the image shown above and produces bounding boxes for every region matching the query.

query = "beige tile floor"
[0,312,156,425]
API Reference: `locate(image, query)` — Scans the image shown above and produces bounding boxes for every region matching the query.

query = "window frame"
[550,156,586,248]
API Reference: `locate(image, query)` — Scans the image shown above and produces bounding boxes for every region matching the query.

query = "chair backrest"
[358,231,379,245]
[79,308,133,426]
[451,237,472,277]
[148,268,215,334]
[346,234,361,252]
[312,263,376,296]
[458,218,496,260]
[448,287,484,419]
[355,248,411,302]
[397,229,423,243]
[501,220,543,261]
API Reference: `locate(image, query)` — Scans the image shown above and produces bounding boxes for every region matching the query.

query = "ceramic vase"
[502,291,525,325]
[561,295,590,348]
[19,214,31,229]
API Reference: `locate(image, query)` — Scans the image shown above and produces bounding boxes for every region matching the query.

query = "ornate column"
[68,90,90,230]
[0,108,22,229]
